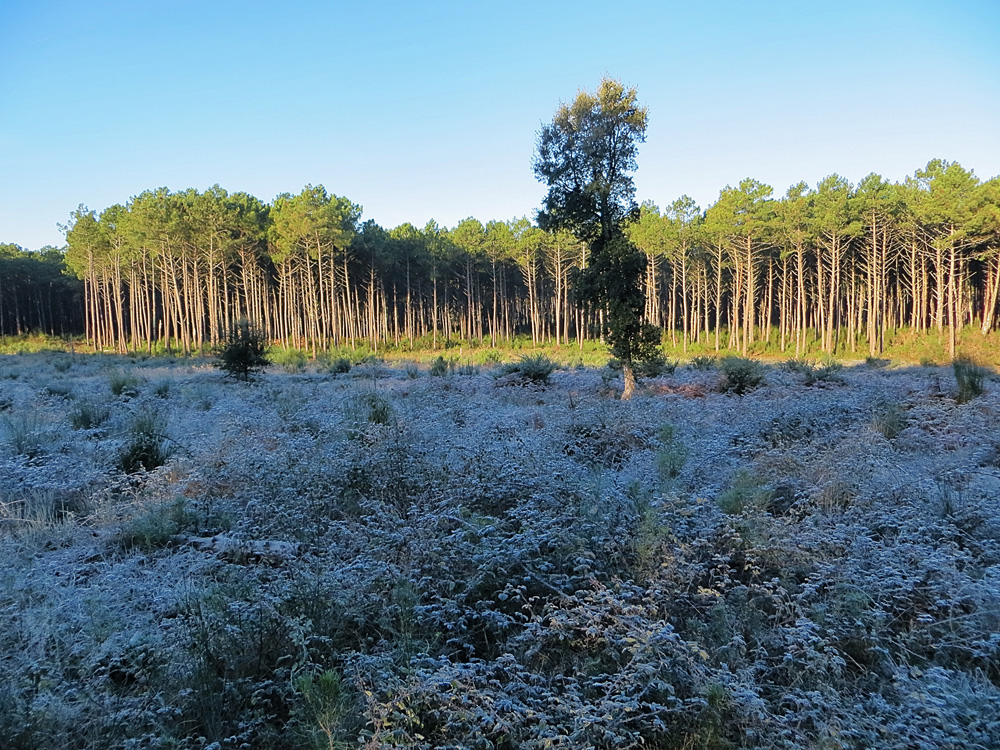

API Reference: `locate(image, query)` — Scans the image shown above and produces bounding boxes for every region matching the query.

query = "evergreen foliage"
[535,78,661,398]
[217,319,270,382]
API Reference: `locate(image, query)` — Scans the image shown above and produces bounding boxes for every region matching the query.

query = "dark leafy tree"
[534,78,657,398]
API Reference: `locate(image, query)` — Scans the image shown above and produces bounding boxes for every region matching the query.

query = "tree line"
[630,161,1000,360]
[61,184,588,354]
[0,243,83,337]
[6,159,997,357]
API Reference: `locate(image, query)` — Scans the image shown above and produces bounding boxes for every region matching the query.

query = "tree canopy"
[534,78,648,242]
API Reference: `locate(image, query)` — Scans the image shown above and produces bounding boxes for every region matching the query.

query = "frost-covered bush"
[655,423,687,479]
[326,356,352,374]
[718,355,765,394]
[500,353,555,383]
[117,411,171,472]
[69,399,110,430]
[1,352,999,749]
[872,401,906,439]
[2,412,50,457]
[107,368,140,397]
[954,355,988,403]
[689,354,717,370]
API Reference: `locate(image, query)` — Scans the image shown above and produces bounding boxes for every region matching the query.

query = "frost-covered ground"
[0,352,998,749]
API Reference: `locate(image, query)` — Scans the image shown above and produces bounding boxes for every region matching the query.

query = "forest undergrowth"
[0,351,998,748]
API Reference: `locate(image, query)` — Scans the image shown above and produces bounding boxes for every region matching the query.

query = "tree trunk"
[621,362,636,400]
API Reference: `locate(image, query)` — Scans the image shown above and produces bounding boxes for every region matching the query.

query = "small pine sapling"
[217,319,270,382]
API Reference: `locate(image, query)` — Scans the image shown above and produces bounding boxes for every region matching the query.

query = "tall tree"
[534,78,657,398]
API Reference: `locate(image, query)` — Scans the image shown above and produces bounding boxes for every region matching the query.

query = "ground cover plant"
[0,352,998,748]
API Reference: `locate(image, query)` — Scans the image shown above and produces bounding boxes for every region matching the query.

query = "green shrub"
[108,369,141,397]
[52,357,73,373]
[118,411,172,473]
[501,354,556,383]
[456,362,480,376]
[690,354,718,371]
[403,361,420,379]
[272,347,307,373]
[114,498,190,551]
[3,413,49,457]
[327,357,352,374]
[865,356,890,368]
[216,319,270,381]
[429,355,452,377]
[613,354,676,377]
[871,402,906,440]
[292,669,359,749]
[344,389,394,432]
[641,356,677,377]
[719,356,765,394]
[152,379,172,398]
[42,382,74,399]
[655,424,688,480]
[786,357,842,384]
[954,355,988,404]
[811,358,844,383]
[717,471,772,514]
[783,357,814,375]
[69,400,111,430]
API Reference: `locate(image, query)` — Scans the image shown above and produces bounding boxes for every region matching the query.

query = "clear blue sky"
[2,0,999,249]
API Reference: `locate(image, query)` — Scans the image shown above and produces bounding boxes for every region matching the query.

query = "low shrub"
[814,479,856,512]
[871,402,906,440]
[429,355,452,377]
[344,389,394,433]
[41,382,74,399]
[783,357,814,375]
[719,356,765,394]
[69,400,111,430]
[108,369,141,397]
[114,498,191,551]
[655,424,687,480]
[272,347,307,373]
[811,357,844,383]
[785,357,843,384]
[117,411,172,473]
[327,357,352,374]
[717,470,773,514]
[2,413,49,457]
[954,355,988,404]
[690,354,717,371]
[611,354,677,378]
[501,354,556,383]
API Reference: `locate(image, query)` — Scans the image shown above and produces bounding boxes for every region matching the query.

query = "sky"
[2,0,999,250]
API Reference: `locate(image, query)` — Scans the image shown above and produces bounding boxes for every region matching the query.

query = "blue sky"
[2,0,999,249]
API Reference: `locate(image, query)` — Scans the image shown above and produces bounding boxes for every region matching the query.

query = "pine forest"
[19,159,996,360]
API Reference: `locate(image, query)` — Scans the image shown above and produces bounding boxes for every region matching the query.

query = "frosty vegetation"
[0,350,998,749]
